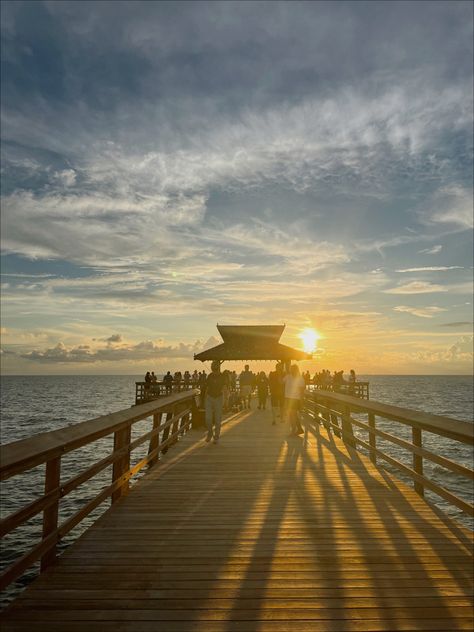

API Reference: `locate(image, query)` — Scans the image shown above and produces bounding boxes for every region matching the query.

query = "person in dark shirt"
[256,371,269,410]
[163,371,173,394]
[144,371,151,397]
[205,361,226,444]
[239,365,254,409]
[268,363,284,425]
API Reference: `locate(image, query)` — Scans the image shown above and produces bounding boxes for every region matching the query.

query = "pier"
[1,388,473,631]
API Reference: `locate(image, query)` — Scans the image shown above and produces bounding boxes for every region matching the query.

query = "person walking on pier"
[283,364,305,435]
[239,365,254,409]
[205,360,226,444]
[269,363,284,425]
[256,371,269,410]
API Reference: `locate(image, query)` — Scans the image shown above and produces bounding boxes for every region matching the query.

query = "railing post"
[112,425,131,504]
[368,412,376,465]
[40,456,61,572]
[331,410,342,438]
[171,404,180,445]
[191,395,202,429]
[342,405,356,448]
[161,410,172,454]
[148,412,162,468]
[412,427,424,497]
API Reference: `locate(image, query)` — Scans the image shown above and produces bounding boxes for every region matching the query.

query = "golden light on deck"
[299,328,320,353]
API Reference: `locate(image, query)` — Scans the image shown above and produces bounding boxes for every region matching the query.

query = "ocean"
[0,374,473,607]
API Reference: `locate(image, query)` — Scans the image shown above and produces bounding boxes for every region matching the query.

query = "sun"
[299,328,320,353]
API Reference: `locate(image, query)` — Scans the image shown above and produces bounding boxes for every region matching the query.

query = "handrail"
[303,389,474,519]
[306,389,473,444]
[0,390,199,592]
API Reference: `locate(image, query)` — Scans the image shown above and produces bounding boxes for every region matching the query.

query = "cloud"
[447,335,473,361]
[439,321,473,328]
[396,266,463,273]
[384,281,448,294]
[104,334,122,343]
[418,245,443,255]
[421,185,473,230]
[53,169,77,187]
[20,338,207,364]
[393,305,447,318]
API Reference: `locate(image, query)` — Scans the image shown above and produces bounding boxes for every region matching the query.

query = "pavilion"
[194,324,311,369]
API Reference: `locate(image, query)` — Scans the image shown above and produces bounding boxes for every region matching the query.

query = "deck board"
[2,408,473,631]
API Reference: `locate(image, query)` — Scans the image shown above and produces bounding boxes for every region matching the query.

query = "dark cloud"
[20,338,206,364]
[2,1,472,115]
[439,321,473,328]
[104,334,123,343]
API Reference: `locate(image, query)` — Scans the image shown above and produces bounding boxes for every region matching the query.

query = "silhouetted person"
[348,369,356,394]
[205,360,226,444]
[256,371,269,410]
[144,371,151,397]
[163,371,173,394]
[269,363,284,425]
[239,365,254,409]
[283,364,305,435]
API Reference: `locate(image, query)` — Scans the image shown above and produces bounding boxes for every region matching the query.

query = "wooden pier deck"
[2,407,473,631]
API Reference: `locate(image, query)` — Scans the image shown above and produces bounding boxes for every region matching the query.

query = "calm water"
[0,374,473,606]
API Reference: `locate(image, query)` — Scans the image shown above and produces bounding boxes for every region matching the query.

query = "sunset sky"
[1,0,473,375]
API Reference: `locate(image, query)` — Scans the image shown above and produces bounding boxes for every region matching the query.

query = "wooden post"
[171,404,180,445]
[112,425,131,504]
[412,427,424,497]
[148,412,162,468]
[368,412,376,465]
[40,456,61,572]
[342,405,356,448]
[161,411,172,454]
[331,412,342,438]
[191,395,203,429]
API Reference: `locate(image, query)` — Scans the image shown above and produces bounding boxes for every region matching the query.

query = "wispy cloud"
[418,245,443,255]
[393,305,447,318]
[422,185,473,230]
[396,266,463,273]
[384,281,448,294]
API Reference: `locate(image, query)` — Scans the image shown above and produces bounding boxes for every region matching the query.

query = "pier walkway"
[2,407,473,631]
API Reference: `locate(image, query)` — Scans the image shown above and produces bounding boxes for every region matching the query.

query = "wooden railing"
[303,389,474,517]
[135,380,196,404]
[0,390,199,592]
[308,381,370,399]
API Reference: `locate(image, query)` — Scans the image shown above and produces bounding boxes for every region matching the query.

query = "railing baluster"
[40,456,61,571]
[112,425,131,504]
[342,405,356,448]
[148,412,162,468]
[368,412,377,465]
[412,427,424,497]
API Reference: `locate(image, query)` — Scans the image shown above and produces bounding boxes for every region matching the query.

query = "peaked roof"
[194,324,311,362]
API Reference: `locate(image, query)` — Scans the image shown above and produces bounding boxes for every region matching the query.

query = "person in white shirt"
[283,364,305,435]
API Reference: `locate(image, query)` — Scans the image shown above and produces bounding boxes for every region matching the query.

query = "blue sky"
[1,0,473,374]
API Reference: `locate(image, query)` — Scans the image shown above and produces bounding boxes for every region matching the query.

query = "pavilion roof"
[194,324,311,362]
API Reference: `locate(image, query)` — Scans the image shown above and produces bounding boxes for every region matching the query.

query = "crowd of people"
[143,365,358,445]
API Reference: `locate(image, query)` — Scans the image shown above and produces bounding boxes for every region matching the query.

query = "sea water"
[0,374,473,606]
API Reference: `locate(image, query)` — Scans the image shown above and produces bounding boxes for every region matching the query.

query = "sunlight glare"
[299,328,320,353]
